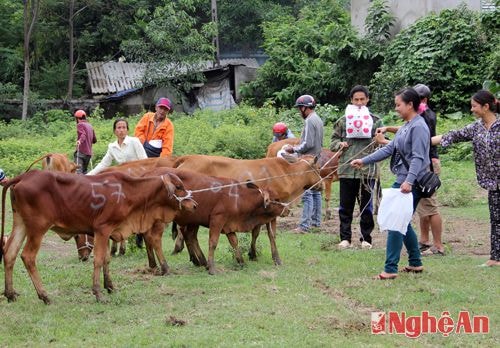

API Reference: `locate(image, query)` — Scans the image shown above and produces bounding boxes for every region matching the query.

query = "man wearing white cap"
[135,97,175,158]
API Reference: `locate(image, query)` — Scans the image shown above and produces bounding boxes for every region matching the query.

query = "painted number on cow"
[90,181,126,209]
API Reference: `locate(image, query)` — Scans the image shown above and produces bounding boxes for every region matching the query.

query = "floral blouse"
[441,117,500,191]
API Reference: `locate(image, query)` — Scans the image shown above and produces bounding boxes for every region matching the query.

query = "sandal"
[421,247,445,256]
[373,273,397,280]
[418,242,431,252]
[400,266,423,273]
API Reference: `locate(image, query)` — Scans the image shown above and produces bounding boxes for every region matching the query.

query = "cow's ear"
[160,174,176,195]
[282,153,297,163]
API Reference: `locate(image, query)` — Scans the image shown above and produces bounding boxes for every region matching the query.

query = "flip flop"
[400,266,423,273]
[421,247,445,256]
[418,242,431,251]
[373,273,397,280]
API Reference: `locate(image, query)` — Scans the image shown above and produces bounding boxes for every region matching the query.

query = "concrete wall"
[351,0,482,35]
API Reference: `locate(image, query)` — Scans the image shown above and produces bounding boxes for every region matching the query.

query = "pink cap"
[156,97,172,110]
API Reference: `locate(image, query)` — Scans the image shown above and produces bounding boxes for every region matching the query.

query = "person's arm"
[439,123,476,148]
[132,137,148,159]
[404,126,429,185]
[293,118,314,154]
[330,118,347,151]
[134,114,149,144]
[87,146,114,175]
[431,135,443,146]
[160,120,174,157]
[376,125,400,134]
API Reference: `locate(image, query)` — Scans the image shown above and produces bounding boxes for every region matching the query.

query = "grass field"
[0,203,498,347]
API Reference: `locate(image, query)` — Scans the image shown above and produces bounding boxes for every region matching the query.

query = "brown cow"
[0,169,196,303]
[266,138,341,220]
[140,167,288,275]
[26,153,78,173]
[172,154,321,261]
[25,153,93,261]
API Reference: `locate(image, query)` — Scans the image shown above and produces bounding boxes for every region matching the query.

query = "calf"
[141,168,287,275]
[1,170,196,303]
[26,153,78,173]
[172,154,321,260]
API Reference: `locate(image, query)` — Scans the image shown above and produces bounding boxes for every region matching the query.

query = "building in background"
[351,0,495,35]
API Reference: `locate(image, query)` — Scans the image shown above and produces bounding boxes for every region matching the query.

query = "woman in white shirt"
[88,118,148,175]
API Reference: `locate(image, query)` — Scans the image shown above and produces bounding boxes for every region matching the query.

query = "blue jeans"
[384,182,423,274]
[299,189,322,230]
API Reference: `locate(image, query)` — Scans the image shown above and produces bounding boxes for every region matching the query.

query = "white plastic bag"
[377,188,413,235]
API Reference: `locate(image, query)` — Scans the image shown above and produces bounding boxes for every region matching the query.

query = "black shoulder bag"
[399,151,441,198]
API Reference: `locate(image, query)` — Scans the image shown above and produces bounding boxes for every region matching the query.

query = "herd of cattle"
[0,140,340,304]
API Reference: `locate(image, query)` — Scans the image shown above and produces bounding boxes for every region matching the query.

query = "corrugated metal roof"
[86,59,259,95]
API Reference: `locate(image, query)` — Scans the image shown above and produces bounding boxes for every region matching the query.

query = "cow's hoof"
[274,258,282,266]
[40,295,51,305]
[5,291,19,302]
[324,209,332,221]
[248,251,257,261]
[160,264,170,276]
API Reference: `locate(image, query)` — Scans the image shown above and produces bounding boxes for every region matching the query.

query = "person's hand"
[284,145,294,153]
[374,132,389,145]
[376,126,387,134]
[401,181,413,193]
[351,159,364,169]
[76,140,81,146]
[339,142,349,148]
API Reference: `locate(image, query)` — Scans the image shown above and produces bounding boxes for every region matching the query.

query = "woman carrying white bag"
[351,88,431,280]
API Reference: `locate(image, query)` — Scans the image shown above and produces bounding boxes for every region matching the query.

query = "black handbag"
[398,150,441,198]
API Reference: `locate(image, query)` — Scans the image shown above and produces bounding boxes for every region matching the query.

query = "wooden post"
[211,0,220,67]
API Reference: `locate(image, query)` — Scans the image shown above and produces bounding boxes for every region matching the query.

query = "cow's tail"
[172,222,178,240]
[1,175,23,262]
[25,154,51,172]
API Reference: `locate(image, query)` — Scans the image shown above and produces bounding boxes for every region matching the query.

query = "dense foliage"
[370,5,499,114]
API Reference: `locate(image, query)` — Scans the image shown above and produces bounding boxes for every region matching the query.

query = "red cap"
[156,98,172,110]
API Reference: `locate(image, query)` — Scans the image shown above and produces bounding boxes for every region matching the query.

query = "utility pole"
[211,0,220,67]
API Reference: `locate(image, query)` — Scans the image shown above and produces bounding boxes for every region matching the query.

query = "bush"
[370,6,494,114]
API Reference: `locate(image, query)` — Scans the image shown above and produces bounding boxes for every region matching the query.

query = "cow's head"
[161,173,197,212]
[74,234,93,261]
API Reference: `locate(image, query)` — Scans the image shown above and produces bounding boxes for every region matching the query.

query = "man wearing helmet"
[285,94,324,233]
[375,83,444,255]
[74,109,97,174]
[331,85,383,250]
[272,122,295,142]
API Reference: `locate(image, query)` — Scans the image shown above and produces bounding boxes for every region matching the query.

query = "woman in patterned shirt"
[433,90,499,267]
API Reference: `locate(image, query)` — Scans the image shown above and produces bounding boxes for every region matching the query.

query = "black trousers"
[339,178,375,244]
[489,189,500,261]
[74,152,91,174]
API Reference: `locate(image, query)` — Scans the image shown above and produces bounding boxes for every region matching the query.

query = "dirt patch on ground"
[277,205,491,257]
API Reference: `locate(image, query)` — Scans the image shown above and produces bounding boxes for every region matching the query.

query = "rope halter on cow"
[160,174,198,210]
[76,234,94,251]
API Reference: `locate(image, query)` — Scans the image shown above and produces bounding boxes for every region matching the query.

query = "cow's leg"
[110,240,118,256]
[324,178,332,221]
[146,222,170,275]
[143,232,158,271]
[226,232,244,265]
[248,225,261,261]
[172,230,185,254]
[91,233,110,302]
[207,225,222,275]
[3,218,27,302]
[119,240,126,255]
[21,231,50,304]
[102,245,114,293]
[266,219,282,265]
[183,226,207,267]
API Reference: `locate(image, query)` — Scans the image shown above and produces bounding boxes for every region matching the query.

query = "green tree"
[370,6,494,114]
[241,0,360,107]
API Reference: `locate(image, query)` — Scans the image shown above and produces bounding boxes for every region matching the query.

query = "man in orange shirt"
[135,97,174,157]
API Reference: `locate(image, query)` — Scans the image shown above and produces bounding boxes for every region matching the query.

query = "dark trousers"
[489,189,500,261]
[74,152,91,174]
[339,178,375,244]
